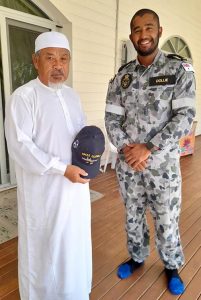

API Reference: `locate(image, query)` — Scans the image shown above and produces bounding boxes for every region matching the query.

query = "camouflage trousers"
[116,151,185,269]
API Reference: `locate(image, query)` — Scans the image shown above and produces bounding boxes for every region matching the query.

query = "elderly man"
[5,31,92,300]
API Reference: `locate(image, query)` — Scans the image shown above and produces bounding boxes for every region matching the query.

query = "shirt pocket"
[148,84,174,99]
[146,85,174,117]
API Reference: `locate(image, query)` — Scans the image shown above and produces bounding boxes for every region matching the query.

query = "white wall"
[49,0,201,160]
[49,0,116,134]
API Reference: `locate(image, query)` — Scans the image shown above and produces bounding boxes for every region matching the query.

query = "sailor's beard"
[48,81,65,90]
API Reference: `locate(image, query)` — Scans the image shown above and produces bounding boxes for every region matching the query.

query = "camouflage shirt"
[105,50,196,151]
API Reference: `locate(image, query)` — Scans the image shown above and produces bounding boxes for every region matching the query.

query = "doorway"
[0,5,56,189]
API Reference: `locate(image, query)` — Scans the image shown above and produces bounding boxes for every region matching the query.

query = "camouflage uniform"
[105,50,196,269]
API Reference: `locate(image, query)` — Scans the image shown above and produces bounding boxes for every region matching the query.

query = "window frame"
[161,35,193,64]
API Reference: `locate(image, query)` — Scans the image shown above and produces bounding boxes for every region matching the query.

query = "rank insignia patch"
[121,74,132,89]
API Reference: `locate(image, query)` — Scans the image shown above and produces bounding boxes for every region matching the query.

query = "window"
[0,0,49,18]
[8,21,45,91]
[161,36,192,63]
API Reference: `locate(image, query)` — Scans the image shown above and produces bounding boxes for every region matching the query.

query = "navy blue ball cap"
[72,125,105,179]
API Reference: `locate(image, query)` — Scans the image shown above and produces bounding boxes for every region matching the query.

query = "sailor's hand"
[64,165,90,184]
[132,160,148,171]
[124,143,151,169]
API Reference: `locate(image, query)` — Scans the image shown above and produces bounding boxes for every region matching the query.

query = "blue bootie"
[117,258,143,279]
[165,268,185,295]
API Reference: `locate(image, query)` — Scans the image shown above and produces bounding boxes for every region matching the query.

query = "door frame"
[0,6,57,189]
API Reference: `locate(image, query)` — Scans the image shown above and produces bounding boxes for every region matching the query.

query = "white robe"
[5,78,92,300]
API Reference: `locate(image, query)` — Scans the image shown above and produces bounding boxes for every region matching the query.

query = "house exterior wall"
[50,0,201,136]
[49,0,116,134]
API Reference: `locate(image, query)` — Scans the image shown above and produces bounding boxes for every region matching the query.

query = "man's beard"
[133,35,160,57]
[48,81,65,90]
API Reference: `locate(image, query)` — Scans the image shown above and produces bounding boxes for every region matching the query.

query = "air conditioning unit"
[121,39,137,65]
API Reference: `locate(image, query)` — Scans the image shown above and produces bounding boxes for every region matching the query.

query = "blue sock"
[117,258,143,279]
[165,268,185,295]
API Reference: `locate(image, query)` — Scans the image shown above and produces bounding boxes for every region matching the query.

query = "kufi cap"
[35,31,70,53]
[72,126,105,179]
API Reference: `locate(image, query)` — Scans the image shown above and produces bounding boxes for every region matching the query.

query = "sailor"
[105,8,196,295]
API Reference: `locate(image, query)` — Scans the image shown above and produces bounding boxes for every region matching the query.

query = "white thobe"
[5,78,92,300]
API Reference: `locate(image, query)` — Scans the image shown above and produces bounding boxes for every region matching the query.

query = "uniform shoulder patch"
[166,53,186,61]
[109,74,116,84]
[118,60,136,73]
[181,62,194,72]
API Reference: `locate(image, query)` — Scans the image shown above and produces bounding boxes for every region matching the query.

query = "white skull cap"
[35,31,70,53]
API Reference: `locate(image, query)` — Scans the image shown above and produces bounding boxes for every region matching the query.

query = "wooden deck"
[1,136,201,299]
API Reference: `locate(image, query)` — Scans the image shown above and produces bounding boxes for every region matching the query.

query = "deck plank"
[0,136,201,299]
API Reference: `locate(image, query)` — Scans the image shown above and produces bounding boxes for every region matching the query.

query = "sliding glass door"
[0,6,56,188]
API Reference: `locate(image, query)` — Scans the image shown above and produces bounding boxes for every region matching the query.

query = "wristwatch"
[146,141,159,153]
